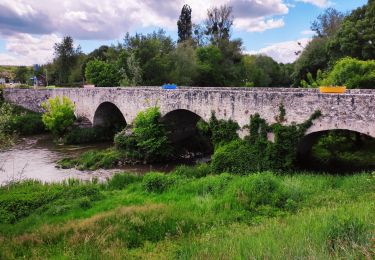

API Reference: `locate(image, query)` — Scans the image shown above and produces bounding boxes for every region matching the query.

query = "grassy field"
[0,167,374,259]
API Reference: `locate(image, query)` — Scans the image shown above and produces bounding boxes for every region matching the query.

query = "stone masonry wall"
[4,87,375,137]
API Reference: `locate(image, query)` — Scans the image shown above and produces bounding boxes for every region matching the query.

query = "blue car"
[162,84,177,90]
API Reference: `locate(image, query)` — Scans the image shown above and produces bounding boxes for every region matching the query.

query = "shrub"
[10,113,45,135]
[211,108,321,175]
[114,128,138,151]
[114,107,173,163]
[41,96,76,137]
[0,102,15,149]
[211,140,266,175]
[133,107,173,161]
[197,112,239,148]
[223,173,292,215]
[0,102,14,134]
[142,172,178,193]
[323,57,375,89]
[0,181,62,223]
[64,127,114,145]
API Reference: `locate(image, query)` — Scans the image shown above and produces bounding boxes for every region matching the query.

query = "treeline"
[41,5,293,88]
[38,1,375,88]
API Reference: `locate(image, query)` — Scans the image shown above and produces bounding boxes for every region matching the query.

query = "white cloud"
[0,0,292,65]
[0,0,290,39]
[295,0,332,8]
[235,17,285,32]
[0,33,60,65]
[247,38,311,63]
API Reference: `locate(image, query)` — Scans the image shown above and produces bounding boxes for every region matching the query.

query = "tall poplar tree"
[54,36,81,84]
[177,4,192,43]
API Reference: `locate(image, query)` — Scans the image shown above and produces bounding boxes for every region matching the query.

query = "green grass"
[57,148,124,170]
[0,169,374,259]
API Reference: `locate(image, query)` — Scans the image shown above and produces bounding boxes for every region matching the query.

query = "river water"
[0,135,177,186]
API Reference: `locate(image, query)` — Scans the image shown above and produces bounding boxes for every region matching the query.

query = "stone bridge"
[4,87,375,141]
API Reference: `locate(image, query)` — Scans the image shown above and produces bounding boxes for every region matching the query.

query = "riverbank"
[0,135,195,186]
[0,170,373,258]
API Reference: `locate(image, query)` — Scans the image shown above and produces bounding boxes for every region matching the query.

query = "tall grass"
[0,169,373,259]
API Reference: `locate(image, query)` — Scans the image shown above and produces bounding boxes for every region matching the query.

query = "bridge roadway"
[4,87,375,138]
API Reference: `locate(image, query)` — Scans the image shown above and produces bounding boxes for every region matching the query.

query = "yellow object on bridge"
[319,86,346,94]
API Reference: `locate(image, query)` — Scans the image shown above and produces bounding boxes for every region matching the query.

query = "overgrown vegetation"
[0,89,45,149]
[41,96,76,138]
[63,127,115,145]
[209,105,321,174]
[0,170,373,259]
[114,106,173,162]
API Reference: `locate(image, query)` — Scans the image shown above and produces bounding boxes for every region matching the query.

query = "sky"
[0,0,368,66]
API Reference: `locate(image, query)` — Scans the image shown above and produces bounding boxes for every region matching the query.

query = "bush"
[114,128,138,151]
[142,172,179,193]
[0,181,62,223]
[323,57,375,89]
[10,113,45,135]
[64,127,113,145]
[0,181,103,224]
[41,96,76,137]
[211,109,321,175]
[114,107,173,163]
[223,173,293,215]
[211,140,266,175]
[197,112,239,148]
[0,102,15,149]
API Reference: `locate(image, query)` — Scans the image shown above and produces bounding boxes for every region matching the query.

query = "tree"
[292,37,329,86]
[205,5,234,46]
[192,24,207,47]
[123,30,174,85]
[85,60,121,87]
[241,55,283,87]
[119,51,142,86]
[169,41,197,85]
[195,45,224,86]
[311,8,344,37]
[14,66,30,84]
[323,57,375,89]
[328,1,375,61]
[41,96,75,137]
[177,4,192,43]
[54,36,81,84]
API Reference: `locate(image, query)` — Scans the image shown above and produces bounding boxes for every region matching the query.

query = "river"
[0,135,179,186]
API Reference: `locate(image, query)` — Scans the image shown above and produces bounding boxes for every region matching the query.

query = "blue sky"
[0,0,368,65]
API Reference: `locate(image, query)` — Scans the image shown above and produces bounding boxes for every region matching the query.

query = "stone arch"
[161,109,213,155]
[306,123,375,139]
[297,128,374,170]
[161,109,204,143]
[93,102,127,131]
